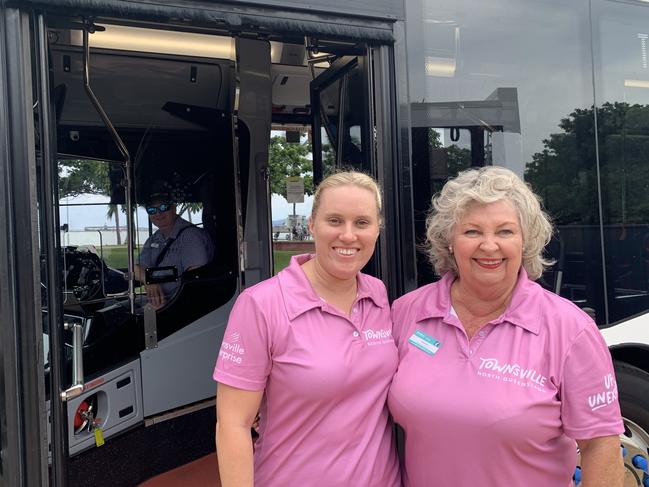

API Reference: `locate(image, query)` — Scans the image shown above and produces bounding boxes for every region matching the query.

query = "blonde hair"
[311,171,383,224]
[424,166,553,280]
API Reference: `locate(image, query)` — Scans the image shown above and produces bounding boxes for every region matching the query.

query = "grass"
[273,250,303,274]
[100,244,300,275]
[101,245,132,269]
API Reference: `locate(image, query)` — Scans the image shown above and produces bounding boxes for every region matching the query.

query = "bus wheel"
[614,361,649,486]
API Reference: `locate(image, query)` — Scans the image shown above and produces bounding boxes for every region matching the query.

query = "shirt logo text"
[477,357,548,392]
[588,373,618,411]
[219,332,245,364]
[363,328,393,346]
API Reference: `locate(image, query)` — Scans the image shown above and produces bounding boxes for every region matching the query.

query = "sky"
[59,192,313,231]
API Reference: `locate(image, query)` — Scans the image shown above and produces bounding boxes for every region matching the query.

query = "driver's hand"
[145,283,166,309]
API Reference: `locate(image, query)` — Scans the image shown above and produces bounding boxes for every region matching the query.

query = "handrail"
[81,23,136,313]
[60,320,84,401]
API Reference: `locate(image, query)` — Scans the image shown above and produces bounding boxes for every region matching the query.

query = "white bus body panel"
[601,313,649,348]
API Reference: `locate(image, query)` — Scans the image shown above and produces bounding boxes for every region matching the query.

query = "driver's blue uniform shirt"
[138,217,214,299]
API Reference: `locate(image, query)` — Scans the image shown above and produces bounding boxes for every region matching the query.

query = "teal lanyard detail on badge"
[408,329,441,356]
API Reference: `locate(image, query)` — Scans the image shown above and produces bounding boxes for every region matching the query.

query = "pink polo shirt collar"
[278,254,388,321]
[415,268,541,335]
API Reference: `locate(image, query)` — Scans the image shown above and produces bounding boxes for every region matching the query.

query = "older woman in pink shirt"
[213,171,399,487]
[388,166,624,487]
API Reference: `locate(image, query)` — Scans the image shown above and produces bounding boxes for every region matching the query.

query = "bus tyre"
[613,360,649,484]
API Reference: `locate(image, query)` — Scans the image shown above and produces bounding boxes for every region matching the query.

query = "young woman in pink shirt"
[388,166,624,487]
[214,171,399,487]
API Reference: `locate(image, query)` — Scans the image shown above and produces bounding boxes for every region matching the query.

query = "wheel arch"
[609,344,649,375]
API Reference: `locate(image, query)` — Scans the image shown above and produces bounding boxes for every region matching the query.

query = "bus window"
[592,0,649,324]
[311,55,372,177]
[405,0,603,322]
[58,159,131,307]
[411,127,473,284]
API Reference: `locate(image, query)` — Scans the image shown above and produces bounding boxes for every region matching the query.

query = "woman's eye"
[464,229,480,236]
[356,220,370,227]
[498,229,514,236]
[327,218,341,225]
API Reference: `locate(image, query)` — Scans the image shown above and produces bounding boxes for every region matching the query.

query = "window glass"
[58,159,133,304]
[407,0,604,322]
[593,0,649,323]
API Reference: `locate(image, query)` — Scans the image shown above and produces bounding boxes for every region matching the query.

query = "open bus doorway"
[33,14,383,485]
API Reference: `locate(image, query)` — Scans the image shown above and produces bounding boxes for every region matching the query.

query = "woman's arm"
[576,435,623,487]
[215,383,264,487]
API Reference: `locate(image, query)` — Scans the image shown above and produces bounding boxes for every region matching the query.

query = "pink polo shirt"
[213,254,400,487]
[388,270,623,487]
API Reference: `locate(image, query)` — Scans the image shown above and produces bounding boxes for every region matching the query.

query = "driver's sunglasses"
[146,203,172,215]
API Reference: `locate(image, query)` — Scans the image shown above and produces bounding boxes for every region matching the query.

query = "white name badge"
[408,329,441,356]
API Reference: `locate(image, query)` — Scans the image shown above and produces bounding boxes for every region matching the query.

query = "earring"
[449,246,453,254]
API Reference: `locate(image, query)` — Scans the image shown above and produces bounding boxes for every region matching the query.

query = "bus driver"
[134,194,214,309]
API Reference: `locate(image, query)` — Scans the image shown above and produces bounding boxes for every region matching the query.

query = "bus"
[1,0,648,485]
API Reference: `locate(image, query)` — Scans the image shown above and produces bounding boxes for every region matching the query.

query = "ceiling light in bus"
[624,79,649,89]
[87,25,235,60]
[425,56,456,77]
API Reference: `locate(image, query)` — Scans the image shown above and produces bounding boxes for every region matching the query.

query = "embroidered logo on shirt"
[219,332,245,365]
[408,330,441,356]
[477,357,548,392]
[588,373,618,411]
[363,328,394,346]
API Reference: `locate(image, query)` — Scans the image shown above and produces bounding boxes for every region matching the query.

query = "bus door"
[310,53,375,181]
[44,20,246,481]
[235,37,273,287]
[409,88,522,285]
[309,49,381,275]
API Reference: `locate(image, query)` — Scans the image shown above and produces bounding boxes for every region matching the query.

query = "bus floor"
[139,453,221,487]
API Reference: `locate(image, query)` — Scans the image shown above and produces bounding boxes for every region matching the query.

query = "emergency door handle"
[61,321,84,402]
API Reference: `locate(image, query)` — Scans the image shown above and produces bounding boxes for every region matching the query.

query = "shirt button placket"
[469,329,488,357]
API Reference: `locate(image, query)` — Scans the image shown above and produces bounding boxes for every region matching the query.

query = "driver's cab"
[50,26,251,454]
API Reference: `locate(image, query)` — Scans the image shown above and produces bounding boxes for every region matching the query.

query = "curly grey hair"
[424,166,553,280]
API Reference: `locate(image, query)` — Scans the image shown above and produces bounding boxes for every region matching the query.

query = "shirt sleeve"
[213,291,272,391]
[560,323,624,439]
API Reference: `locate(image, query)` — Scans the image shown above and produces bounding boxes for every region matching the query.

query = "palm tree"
[107,204,122,245]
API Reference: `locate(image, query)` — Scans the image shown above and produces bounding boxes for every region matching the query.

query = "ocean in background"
[59,193,313,231]
[61,230,153,247]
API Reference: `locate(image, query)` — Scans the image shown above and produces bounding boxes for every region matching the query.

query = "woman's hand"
[215,384,264,487]
[577,435,624,487]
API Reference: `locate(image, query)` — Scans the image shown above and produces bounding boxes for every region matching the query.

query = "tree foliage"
[58,159,111,198]
[59,159,125,241]
[525,102,649,225]
[269,135,314,198]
